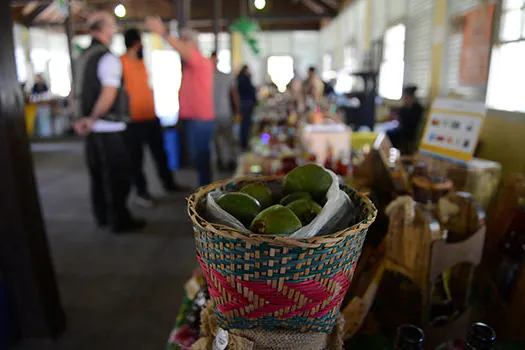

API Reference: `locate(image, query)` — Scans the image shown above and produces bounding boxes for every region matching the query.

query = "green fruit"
[240,183,273,209]
[250,205,302,235]
[283,164,332,200]
[216,192,261,227]
[286,199,322,225]
[279,192,312,206]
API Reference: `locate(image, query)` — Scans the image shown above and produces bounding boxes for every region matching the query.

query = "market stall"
[166,95,523,350]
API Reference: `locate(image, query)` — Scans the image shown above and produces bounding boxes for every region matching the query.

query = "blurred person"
[121,28,179,208]
[32,74,48,95]
[73,11,144,232]
[287,74,304,109]
[211,51,239,171]
[237,65,257,151]
[387,85,424,154]
[303,66,324,104]
[146,17,215,187]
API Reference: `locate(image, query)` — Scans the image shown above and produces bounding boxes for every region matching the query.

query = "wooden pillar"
[0,1,65,341]
[174,0,191,167]
[64,0,75,95]
[429,0,447,101]
[240,0,248,17]
[363,0,372,51]
[231,32,243,72]
[213,0,222,52]
[176,0,191,29]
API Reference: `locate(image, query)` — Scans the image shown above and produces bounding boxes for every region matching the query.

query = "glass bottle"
[465,323,496,350]
[496,196,525,301]
[324,143,335,171]
[335,151,350,177]
[394,324,425,350]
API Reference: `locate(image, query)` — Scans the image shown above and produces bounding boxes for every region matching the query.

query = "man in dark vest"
[73,12,145,232]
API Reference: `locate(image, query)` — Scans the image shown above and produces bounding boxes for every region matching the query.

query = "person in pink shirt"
[146,17,215,186]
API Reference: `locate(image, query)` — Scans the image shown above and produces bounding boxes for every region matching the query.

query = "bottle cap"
[466,323,496,350]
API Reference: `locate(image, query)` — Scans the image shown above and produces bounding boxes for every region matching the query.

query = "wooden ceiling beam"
[11,0,52,4]
[24,4,50,25]
[35,13,326,28]
[300,0,325,15]
[311,0,337,15]
[21,2,39,15]
[319,0,339,10]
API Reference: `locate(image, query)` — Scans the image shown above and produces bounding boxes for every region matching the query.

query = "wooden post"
[64,0,75,97]
[174,0,191,167]
[240,0,248,17]
[0,1,65,341]
[176,0,191,29]
[213,0,222,52]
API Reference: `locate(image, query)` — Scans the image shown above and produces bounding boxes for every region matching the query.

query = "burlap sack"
[192,301,344,350]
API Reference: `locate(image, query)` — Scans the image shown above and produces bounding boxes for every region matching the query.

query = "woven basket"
[187,176,377,333]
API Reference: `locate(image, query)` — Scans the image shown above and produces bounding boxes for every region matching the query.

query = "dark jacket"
[398,102,423,141]
[74,39,128,121]
[237,74,257,106]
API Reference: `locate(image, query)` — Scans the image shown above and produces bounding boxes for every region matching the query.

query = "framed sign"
[419,98,486,163]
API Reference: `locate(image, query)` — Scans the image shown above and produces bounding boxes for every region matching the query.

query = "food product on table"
[216,192,261,227]
[250,204,302,235]
[240,182,273,209]
[286,198,322,225]
[280,191,312,206]
[283,164,333,200]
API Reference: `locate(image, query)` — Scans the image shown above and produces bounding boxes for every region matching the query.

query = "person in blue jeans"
[146,17,215,187]
[183,119,215,186]
[236,65,257,151]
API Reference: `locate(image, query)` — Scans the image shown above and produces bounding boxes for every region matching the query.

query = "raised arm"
[145,16,193,61]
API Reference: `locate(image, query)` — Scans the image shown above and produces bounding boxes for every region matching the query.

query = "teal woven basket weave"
[187,176,377,333]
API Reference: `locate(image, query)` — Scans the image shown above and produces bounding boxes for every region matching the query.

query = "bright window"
[267,56,294,93]
[15,48,27,83]
[49,55,71,96]
[151,50,181,126]
[322,53,335,81]
[335,42,359,94]
[217,49,231,74]
[30,48,50,74]
[487,0,525,112]
[378,24,405,100]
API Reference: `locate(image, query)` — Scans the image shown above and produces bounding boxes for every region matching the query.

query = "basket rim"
[187,175,378,248]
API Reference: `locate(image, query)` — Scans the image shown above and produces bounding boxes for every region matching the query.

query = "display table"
[25,97,68,137]
[165,94,522,349]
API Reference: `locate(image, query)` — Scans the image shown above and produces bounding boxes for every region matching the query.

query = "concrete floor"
[11,140,219,350]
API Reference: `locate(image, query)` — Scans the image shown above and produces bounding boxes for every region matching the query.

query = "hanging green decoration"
[230,18,258,36]
[230,17,260,55]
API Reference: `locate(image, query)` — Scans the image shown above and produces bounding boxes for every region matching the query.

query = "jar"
[412,176,453,204]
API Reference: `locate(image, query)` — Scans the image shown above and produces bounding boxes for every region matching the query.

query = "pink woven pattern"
[198,256,352,321]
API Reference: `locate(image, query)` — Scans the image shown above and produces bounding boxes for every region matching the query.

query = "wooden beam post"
[0,0,65,341]
[240,0,248,17]
[64,0,75,96]
[213,0,221,51]
[176,0,191,29]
